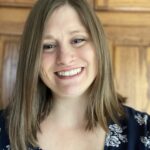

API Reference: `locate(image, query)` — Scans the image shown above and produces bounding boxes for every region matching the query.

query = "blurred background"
[0,0,150,113]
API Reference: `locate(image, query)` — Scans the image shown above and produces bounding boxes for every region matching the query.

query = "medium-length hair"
[6,0,125,149]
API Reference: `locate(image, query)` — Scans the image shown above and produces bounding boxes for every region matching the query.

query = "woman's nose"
[56,45,76,65]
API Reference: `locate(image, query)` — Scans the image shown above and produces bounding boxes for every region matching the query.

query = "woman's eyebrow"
[43,30,88,40]
[43,34,55,40]
[69,29,88,35]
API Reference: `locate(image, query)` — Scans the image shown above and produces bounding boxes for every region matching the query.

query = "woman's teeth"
[56,68,82,77]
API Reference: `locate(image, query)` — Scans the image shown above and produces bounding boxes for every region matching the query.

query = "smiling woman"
[40,5,97,98]
[0,0,150,150]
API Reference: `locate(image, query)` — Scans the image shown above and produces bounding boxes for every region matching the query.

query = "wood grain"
[113,46,150,113]
[97,12,150,26]
[0,36,20,109]
[94,0,150,113]
[0,0,36,7]
[95,0,150,11]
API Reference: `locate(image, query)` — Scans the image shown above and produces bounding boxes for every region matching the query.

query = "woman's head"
[20,0,112,103]
[7,0,125,149]
[40,4,98,99]
[15,0,113,118]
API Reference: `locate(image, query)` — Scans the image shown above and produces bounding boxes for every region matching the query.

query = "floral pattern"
[105,124,128,147]
[0,143,37,150]
[3,145,10,150]
[134,113,148,125]
[134,113,150,148]
[141,136,150,148]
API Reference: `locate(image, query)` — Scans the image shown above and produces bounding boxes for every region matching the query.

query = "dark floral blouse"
[0,106,150,150]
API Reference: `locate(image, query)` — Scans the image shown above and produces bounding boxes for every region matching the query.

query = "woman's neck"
[48,95,88,129]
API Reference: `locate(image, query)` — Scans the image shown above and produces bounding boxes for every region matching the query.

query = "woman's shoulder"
[105,105,150,149]
[0,109,6,128]
[0,109,10,149]
[124,105,150,116]
[123,105,150,126]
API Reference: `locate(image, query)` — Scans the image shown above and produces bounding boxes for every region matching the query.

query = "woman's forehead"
[43,5,87,36]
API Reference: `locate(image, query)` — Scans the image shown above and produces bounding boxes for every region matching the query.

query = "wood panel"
[108,0,150,7]
[94,0,106,7]
[113,46,150,113]
[95,0,150,11]
[0,7,30,35]
[0,0,36,7]
[104,26,150,45]
[97,12,150,26]
[95,0,150,113]
[0,1,33,108]
[0,0,36,3]
[105,25,150,113]
[0,35,20,109]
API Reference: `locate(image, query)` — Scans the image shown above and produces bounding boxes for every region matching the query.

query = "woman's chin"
[54,89,87,99]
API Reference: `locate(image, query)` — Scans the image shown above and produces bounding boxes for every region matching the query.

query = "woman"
[0,0,150,149]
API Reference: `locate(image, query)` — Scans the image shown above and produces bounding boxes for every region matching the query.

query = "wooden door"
[95,0,150,113]
[0,0,34,109]
[0,0,150,114]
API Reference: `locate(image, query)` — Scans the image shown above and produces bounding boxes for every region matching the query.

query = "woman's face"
[40,5,97,99]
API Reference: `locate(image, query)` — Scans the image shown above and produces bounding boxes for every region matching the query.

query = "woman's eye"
[72,38,86,46]
[43,44,56,52]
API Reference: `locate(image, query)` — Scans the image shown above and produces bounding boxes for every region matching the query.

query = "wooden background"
[0,0,150,114]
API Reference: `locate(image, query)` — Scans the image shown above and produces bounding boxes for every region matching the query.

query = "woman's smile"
[55,67,84,79]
